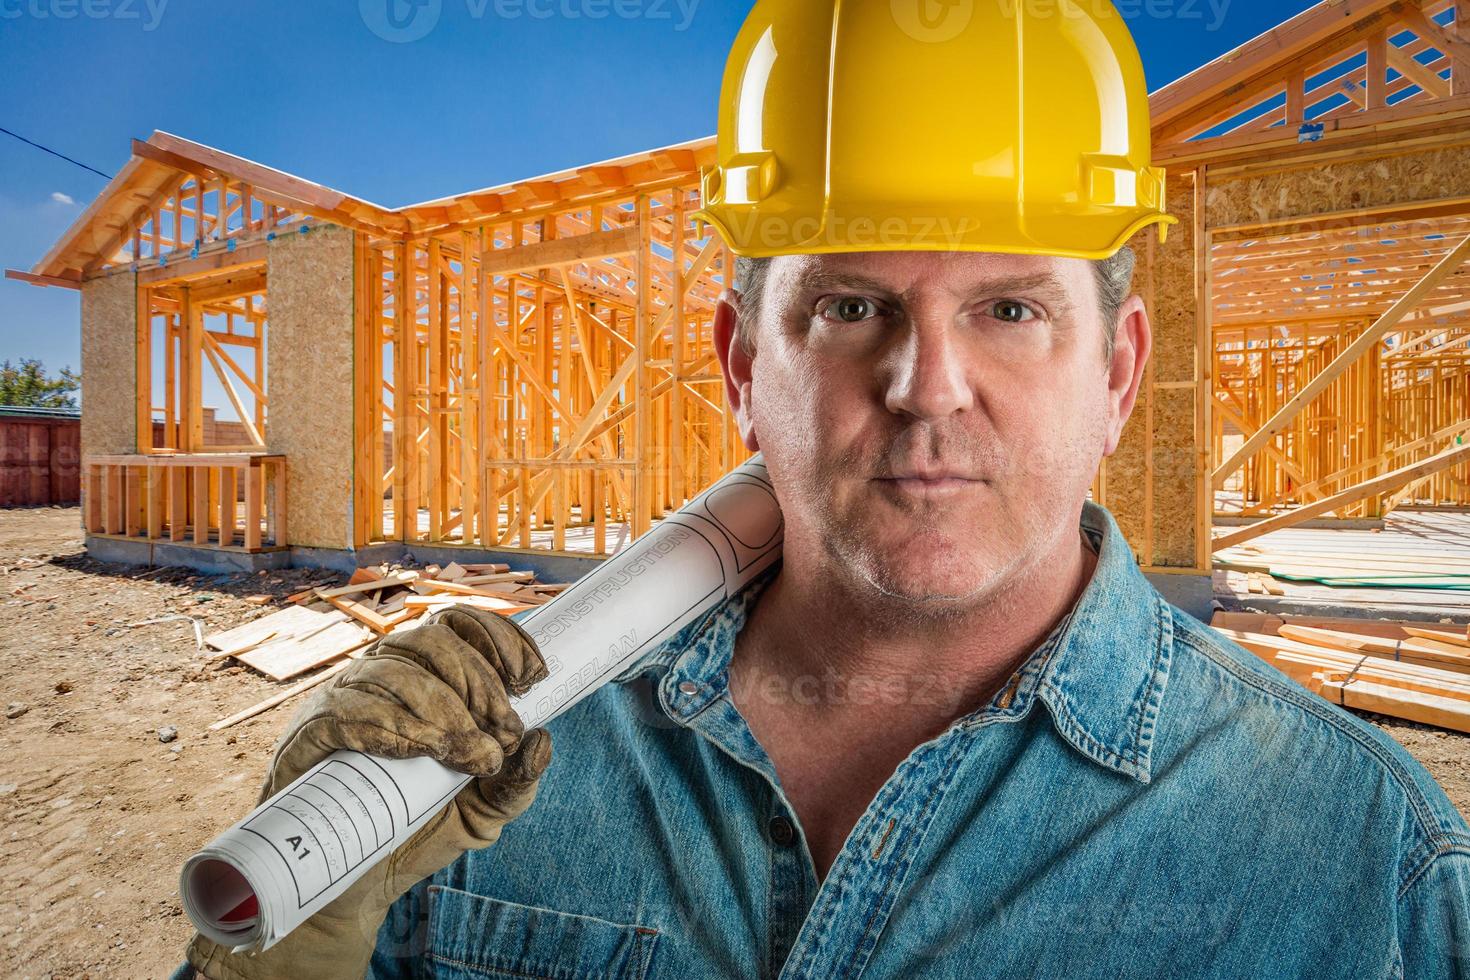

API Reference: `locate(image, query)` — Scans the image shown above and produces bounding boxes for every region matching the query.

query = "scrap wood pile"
[1216,544,1470,592]
[1212,612,1470,734]
[202,561,567,731]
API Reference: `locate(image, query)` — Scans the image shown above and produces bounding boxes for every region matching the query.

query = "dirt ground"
[1,508,340,979]
[1,507,1468,979]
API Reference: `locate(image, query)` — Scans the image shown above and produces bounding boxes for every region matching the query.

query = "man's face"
[715,250,1147,614]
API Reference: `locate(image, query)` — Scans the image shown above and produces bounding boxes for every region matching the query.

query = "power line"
[0,125,113,180]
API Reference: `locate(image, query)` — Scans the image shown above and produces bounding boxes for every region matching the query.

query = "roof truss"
[1151,0,1469,164]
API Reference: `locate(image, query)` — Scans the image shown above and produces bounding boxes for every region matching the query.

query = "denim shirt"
[348,502,1465,978]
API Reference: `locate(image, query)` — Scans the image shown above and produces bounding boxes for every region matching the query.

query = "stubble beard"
[790,403,1109,631]
[792,427,1031,630]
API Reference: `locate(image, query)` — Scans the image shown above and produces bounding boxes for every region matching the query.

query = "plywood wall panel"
[1101,169,1203,572]
[1152,172,1200,387]
[80,272,137,457]
[267,225,356,551]
[1102,411,1149,566]
[1205,143,1470,229]
[1151,387,1198,568]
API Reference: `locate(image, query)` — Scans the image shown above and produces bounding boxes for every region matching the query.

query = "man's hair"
[733,247,1136,362]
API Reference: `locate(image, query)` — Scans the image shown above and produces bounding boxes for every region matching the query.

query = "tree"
[0,359,80,408]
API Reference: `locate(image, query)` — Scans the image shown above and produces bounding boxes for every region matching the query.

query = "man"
[183,2,1470,978]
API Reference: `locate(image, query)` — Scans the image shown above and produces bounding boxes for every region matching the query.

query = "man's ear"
[1103,294,1151,457]
[712,290,761,452]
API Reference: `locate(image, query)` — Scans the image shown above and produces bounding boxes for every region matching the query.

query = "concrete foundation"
[87,532,1219,625]
[1214,590,1468,626]
[86,535,294,575]
[85,536,604,583]
[1144,572,1215,625]
[1213,516,1386,532]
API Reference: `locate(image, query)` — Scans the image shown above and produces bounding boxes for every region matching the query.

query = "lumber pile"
[1212,611,1470,734]
[1216,544,1470,592]
[203,561,567,730]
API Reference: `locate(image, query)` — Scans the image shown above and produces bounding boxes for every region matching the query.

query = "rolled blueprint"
[181,455,782,952]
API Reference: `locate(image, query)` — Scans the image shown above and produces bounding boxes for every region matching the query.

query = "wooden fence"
[0,409,80,507]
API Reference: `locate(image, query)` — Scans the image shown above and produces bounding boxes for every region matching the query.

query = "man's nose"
[881,318,975,421]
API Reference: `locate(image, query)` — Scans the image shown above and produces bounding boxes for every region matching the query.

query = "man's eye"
[990,300,1035,323]
[821,296,882,323]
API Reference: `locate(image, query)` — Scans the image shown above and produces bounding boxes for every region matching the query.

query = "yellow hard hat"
[694,0,1176,261]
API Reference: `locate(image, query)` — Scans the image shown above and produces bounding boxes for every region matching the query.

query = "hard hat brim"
[693,208,1179,262]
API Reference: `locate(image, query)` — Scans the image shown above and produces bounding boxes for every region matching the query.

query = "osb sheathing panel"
[268,226,355,551]
[1151,388,1197,568]
[1100,169,1201,571]
[80,272,136,457]
[1152,172,1199,387]
[1101,410,1148,566]
[1205,142,1470,229]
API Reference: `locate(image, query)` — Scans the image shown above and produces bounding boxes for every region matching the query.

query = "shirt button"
[768,815,797,847]
[677,681,699,696]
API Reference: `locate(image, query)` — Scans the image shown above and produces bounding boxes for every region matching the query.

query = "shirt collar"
[1023,501,1175,784]
[619,501,1173,785]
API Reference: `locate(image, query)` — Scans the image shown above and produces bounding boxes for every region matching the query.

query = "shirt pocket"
[426,884,661,980]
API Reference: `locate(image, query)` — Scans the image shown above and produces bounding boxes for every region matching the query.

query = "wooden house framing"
[9,0,1468,612]
[1152,0,1470,553]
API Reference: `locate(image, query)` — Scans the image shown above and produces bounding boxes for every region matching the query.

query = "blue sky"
[0,0,1321,402]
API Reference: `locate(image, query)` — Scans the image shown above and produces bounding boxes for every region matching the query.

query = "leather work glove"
[186,605,553,980]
